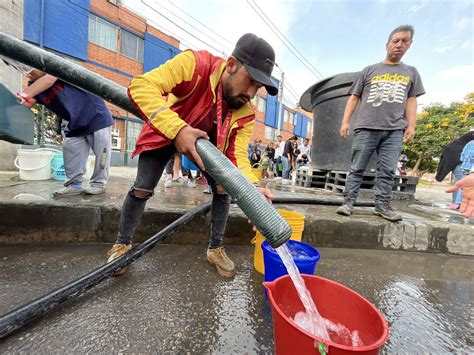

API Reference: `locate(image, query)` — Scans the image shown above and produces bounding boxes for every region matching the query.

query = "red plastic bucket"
[264,275,388,354]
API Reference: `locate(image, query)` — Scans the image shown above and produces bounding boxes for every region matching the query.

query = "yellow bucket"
[251,209,305,274]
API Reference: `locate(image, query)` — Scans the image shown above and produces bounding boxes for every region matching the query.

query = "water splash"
[275,243,331,341]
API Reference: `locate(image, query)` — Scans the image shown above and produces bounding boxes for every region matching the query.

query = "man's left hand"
[403,126,415,143]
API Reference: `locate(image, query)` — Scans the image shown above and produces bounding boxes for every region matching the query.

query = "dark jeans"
[344,129,403,203]
[117,146,230,248]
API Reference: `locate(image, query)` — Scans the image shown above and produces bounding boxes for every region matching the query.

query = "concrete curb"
[1,201,472,256]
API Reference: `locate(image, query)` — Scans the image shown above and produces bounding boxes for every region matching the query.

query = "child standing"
[260,151,270,179]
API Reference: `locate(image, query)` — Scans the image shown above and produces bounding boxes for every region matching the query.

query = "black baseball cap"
[232,33,278,96]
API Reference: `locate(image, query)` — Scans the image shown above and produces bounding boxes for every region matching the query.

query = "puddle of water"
[378,278,473,353]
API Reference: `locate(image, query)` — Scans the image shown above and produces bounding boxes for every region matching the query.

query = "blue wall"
[24,0,90,60]
[264,77,280,128]
[294,112,308,138]
[144,33,181,73]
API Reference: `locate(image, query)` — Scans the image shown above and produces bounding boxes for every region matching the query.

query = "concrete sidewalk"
[0,166,472,255]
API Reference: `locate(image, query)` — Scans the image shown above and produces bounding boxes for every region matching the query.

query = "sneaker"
[164,179,173,188]
[337,197,354,216]
[203,185,212,194]
[106,243,133,276]
[84,186,105,195]
[184,179,196,188]
[448,203,460,211]
[172,177,184,187]
[207,246,235,278]
[53,185,83,197]
[374,202,402,222]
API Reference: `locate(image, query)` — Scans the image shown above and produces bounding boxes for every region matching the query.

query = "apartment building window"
[120,30,144,62]
[126,120,142,152]
[257,96,266,113]
[88,14,117,51]
[264,126,274,140]
[288,112,294,125]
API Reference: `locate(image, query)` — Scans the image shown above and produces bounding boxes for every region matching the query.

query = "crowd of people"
[247,136,312,180]
[13,27,474,282]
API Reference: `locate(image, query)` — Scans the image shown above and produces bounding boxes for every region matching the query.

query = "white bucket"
[14,149,53,180]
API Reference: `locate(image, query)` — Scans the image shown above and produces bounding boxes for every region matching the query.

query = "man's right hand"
[55,134,63,143]
[340,122,350,139]
[173,125,209,171]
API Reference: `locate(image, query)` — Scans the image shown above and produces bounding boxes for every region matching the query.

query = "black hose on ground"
[0,202,210,340]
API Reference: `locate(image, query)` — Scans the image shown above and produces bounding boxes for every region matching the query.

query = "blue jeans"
[117,146,229,248]
[451,163,464,204]
[344,129,403,203]
[281,156,290,179]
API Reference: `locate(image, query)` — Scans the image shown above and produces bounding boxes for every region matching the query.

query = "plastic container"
[182,155,198,171]
[51,152,66,181]
[252,209,304,274]
[264,275,389,354]
[262,240,320,283]
[14,149,53,180]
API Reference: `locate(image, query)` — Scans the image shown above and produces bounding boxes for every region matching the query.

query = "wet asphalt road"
[0,244,472,353]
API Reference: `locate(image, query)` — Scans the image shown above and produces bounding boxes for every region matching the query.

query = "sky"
[124,0,473,111]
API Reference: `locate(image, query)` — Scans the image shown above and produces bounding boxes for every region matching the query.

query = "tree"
[31,104,60,146]
[404,93,473,176]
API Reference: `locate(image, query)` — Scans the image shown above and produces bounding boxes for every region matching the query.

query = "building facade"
[21,0,312,165]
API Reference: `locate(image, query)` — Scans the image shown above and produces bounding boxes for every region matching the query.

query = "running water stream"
[275,243,363,346]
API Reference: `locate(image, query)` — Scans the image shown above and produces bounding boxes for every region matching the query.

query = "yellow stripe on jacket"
[128,51,196,139]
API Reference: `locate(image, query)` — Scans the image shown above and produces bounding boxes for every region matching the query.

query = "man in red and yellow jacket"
[107,33,278,277]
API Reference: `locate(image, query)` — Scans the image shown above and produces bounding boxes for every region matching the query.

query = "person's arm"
[340,94,360,139]
[17,75,56,109]
[446,172,474,217]
[128,51,209,169]
[23,74,58,98]
[54,115,63,143]
[404,96,417,143]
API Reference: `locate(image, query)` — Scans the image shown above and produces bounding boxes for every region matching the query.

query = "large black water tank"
[300,72,376,172]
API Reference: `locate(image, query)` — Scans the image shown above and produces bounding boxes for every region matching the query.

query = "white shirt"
[274,140,284,159]
[297,143,312,162]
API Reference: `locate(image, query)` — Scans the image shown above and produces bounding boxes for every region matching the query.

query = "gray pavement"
[0,166,473,255]
[0,244,472,353]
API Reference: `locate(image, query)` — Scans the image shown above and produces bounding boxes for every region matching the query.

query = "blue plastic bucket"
[181,155,199,171]
[262,240,320,283]
[51,152,66,181]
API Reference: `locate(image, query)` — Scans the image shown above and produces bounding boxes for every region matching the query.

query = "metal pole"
[277,71,285,136]
[38,0,45,148]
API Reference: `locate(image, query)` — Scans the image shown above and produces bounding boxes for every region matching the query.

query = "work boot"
[207,246,235,278]
[106,243,133,276]
[84,186,105,195]
[337,196,354,216]
[374,202,403,222]
[53,185,83,197]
